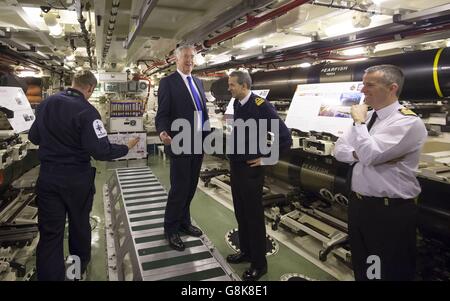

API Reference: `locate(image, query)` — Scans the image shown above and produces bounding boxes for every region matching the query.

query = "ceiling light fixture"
[346,57,369,62]
[341,47,367,56]
[324,21,358,37]
[43,13,64,38]
[372,0,386,5]
[299,62,312,68]
[239,38,261,50]
[65,54,76,62]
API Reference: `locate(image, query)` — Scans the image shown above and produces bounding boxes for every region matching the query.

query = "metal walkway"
[103,166,237,281]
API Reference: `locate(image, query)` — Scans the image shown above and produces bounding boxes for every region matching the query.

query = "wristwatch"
[353,121,366,126]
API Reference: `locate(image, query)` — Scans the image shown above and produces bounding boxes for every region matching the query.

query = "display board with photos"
[108,131,147,160]
[0,87,35,133]
[285,82,364,137]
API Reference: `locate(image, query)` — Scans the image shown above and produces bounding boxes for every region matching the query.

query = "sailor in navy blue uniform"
[28,70,139,281]
[225,71,292,281]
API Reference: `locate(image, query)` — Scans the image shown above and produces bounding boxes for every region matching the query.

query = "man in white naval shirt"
[334,65,427,281]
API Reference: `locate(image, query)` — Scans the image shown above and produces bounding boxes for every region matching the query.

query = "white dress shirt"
[239,91,252,107]
[333,101,427,199]
[177,69,203,131]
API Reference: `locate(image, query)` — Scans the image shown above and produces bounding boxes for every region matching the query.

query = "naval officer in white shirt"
[334,64,427,281]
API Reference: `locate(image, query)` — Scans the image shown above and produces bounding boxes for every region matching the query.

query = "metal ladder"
[103,166,236,281]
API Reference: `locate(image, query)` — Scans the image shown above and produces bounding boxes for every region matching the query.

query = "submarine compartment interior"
[0,0,450,282]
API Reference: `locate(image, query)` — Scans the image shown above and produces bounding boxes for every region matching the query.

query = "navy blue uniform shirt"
[28,88,128,166]
[228,93,292,162]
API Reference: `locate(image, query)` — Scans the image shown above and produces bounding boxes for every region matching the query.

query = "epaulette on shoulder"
[255,97,265,106]
[398,108,418,117]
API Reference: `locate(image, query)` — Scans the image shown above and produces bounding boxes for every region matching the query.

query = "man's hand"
[127,137,140,150]
[159,131,172,145]
[351,104,368,124]
[246,158,262,167]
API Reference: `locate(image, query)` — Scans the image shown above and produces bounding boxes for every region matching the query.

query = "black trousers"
[165,155,203,234]
[230,161,267,269]
[36,165,96,281]
[348,192,417,281]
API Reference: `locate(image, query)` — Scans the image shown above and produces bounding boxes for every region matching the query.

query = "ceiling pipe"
[182,0,274,44]
[0,47,64,76]
[310,0,386,15]
[195,18,450,73]
[204,0,311,48]
[200,3,450,71]
[0,56,40,72]
[146,0,311,75]
[146,1,450,75]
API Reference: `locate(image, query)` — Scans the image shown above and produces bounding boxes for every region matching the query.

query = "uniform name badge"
[93,119,107,139]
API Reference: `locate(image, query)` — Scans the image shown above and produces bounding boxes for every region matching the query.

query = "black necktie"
[234,99,241,112]
[367,112,378,132]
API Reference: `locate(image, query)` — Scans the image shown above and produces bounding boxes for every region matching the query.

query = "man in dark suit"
[155,44,209,251]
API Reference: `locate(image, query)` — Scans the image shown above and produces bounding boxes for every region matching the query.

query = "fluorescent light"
[324,21,359,37]
[17,70,38,77]
[447,40,450,47]
[209,54,231,65]
[299,62,311,68]
[239,38,261,50]
[341,47,367,56]
[346,57,369,62]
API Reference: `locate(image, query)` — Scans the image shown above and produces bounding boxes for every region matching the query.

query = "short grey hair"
[72,70,97,88]
[229,70,252,89]
[174,44,196,58]
[365,64,404,97]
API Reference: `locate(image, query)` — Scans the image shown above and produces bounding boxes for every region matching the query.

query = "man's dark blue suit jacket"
[155,71,210,157]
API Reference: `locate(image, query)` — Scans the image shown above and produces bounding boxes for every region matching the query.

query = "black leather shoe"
[166,233,185,251]
[179,225,203,237]
[242,266,267,281]
[226,252,250,264]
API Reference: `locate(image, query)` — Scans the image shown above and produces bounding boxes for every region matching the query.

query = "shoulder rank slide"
[399,108,417,117]
[255,97,265,106]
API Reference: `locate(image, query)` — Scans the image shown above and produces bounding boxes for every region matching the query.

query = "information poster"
[0,87,35,133]
[285,82,364,137]
[108,132,147,160]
